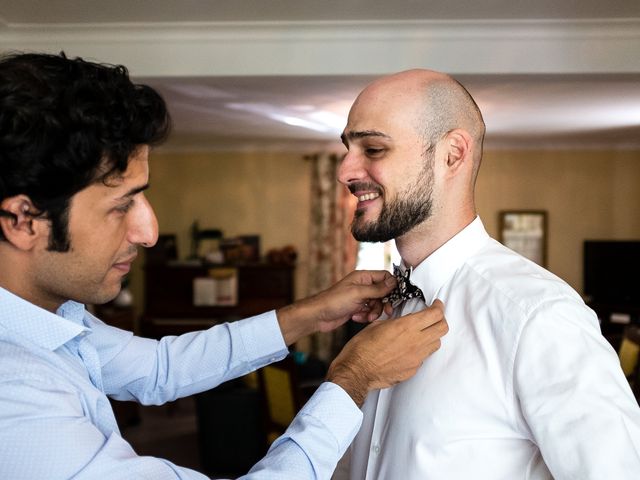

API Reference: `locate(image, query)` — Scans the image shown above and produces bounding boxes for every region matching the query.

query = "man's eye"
[365,148,384,157]
[115,201,134,213]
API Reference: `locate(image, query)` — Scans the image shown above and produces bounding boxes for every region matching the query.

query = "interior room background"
[2,3,640,474]
[129,148,640,325]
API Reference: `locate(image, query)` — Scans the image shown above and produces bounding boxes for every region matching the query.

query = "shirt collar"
[403,216,491,304]
[0,287,89,351]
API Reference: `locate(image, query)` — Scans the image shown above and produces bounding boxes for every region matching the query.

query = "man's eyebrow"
[341,130,392,144]
[119,184,149,199]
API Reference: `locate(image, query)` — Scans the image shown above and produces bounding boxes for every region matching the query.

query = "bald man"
[333,70,640,479]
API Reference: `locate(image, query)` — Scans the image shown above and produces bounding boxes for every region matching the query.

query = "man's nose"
[337,151,366,186]
[127,195,158,248]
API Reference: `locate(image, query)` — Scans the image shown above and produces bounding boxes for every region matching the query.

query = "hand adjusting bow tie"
[383,264,425,308]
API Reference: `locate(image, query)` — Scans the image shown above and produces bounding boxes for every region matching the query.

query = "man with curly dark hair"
[0,53,448,479]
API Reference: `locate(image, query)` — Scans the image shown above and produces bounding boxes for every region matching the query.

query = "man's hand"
[326,300,448,407]
[276,270,397,346]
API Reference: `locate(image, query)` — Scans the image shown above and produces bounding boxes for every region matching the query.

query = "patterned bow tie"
[383,264,425,308]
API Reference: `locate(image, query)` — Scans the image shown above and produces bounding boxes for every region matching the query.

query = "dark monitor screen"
[584,240,640,306]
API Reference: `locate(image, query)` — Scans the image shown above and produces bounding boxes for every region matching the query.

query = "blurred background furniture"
[142,263,294,338]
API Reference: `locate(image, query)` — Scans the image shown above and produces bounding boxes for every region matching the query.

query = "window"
[355,240,401,271]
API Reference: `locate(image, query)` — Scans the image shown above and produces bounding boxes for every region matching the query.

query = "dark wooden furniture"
[142,263,294,338]
[141,262,295,470]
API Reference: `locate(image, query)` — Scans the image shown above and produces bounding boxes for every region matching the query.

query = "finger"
[353,276,397,301]
[352,269,395,286]
[360,301,372,312]
[420,320,449,345]
[400,306,445,330]
[431,299,444,311]
[366,300,384,321]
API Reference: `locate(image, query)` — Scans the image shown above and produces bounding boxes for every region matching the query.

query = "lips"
[112,253,137,273]
[112,262,131,273]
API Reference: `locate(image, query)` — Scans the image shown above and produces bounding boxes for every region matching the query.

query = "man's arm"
[102,270,397,404]
[514,299,640,479]
[276,270,397,345]
[244,301,448,479]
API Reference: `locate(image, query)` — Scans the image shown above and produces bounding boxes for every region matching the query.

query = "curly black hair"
[0,52,171,251]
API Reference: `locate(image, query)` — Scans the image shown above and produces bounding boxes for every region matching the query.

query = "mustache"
[347,182,383,195]
[115,247,138,263]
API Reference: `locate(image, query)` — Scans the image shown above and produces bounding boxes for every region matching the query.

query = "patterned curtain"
[304,152,358,361]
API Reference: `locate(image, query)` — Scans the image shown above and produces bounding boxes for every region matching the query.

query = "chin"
[82,285,122,306]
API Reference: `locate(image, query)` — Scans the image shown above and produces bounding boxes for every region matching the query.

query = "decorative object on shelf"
[218,235,261,264]
[193,268,238,307]
[266,245,298,266]
[499,210,547,267]
[189,221,224,262]
[142,263,294,338]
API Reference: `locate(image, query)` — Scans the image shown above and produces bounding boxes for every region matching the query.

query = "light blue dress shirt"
[0,287,362,479]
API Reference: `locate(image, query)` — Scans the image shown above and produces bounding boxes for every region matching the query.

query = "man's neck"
[0,264,62,314]
[396,211,476,268]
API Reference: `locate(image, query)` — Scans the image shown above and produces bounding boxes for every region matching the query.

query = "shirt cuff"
[229,310,289,369]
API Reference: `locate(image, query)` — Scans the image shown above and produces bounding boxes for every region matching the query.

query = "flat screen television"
[584,240,640,306]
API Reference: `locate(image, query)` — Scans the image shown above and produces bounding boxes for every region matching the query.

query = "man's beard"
[351,161,434,243]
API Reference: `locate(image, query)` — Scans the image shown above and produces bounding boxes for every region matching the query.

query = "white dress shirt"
[334,217,640,480]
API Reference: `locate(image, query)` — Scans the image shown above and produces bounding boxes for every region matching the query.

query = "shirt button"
[373,444,380,454]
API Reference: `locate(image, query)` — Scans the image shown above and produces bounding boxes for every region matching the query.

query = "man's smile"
[357,192,380,202]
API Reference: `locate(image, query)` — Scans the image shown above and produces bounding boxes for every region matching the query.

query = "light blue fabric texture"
[0,287,362,479]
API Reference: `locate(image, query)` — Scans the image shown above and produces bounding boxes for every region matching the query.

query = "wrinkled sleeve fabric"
[0,375,361,479]
[243,382,363,479]
[514,298,640,479]
[98,311,289,404]
[0,373,211,479]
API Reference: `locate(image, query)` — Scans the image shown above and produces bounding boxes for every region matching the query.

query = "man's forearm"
[276,300,317,346]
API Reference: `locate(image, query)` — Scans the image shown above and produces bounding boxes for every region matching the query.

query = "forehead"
[78,147,150,203]
[345,83,423,139]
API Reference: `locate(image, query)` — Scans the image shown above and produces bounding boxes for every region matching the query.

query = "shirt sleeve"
[0,376,360,480]
[514,298,640,479]
[97,311,289,404]
[243,382,363,480]
[0,376,210,480]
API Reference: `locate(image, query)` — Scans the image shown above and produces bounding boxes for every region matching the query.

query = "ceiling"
[1,0,639,23]
[1,1,640,151]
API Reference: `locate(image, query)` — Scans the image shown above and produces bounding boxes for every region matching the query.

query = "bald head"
[340,69,485,257]
[352,69,486,175]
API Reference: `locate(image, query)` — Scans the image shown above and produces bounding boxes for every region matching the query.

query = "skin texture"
[0,146,157,312]
[339,69,485,268]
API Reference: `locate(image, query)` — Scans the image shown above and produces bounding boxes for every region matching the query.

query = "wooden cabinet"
[142,263,294,338]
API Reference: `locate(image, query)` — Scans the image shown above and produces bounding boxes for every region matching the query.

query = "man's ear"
[444,129,473,176]
[0,195,46,250]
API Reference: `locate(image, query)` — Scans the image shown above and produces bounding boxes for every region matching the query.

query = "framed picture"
[499,210,547,267]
